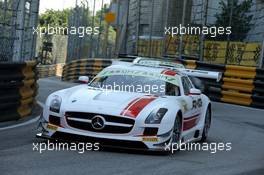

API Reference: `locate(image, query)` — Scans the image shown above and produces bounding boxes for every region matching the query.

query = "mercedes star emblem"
[91,115,105,130]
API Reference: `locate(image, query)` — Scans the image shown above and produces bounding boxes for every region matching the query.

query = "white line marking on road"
[0,101,44,131]
[37,101,45,108]
[0,116,40,131]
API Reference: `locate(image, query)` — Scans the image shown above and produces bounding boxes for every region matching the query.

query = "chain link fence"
[66,0,115,63]
[113,0,264,67]
[0,0,39,62]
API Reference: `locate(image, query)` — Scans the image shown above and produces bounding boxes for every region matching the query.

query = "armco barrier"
[62,59,112,81]
[37,63,64,78]
[37,64,55,78]
[55,63,65,77]
[182,60,264,109]
[0,61,38,122]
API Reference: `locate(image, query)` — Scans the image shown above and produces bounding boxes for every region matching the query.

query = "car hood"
[60,86,152,115]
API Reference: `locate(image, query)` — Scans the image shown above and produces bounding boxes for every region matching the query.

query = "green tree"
[39,8,116,41]
[39,9,72,28]
[215,0,253,41]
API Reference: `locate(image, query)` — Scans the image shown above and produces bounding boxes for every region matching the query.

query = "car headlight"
[50,95,62,113]
[145,108,168,124]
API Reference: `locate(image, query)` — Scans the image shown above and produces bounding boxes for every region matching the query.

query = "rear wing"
[178,68,222,82]
[133,57,185,69]
[133,57,222,82]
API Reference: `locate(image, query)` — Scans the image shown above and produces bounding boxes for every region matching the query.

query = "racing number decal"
[192,98,202,109]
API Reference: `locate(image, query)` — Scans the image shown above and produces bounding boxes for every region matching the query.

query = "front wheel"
[167,114,182,152]
[200,108,211,142]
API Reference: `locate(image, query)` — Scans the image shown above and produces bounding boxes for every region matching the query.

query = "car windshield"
[89,75,180,96]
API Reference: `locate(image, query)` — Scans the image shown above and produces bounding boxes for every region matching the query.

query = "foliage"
[215,0,253,41]
[39,8,115,42]
[39,9,71,28]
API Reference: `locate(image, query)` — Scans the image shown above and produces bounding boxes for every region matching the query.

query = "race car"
[36,59,221,151]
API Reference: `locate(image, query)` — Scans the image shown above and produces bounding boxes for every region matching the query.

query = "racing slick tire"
[165,113,182,153]
[200,108,211,142]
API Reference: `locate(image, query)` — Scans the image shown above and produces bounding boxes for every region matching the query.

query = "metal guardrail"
[37,64,65,78]
[0,61,38,122]
[37,65,56,78]
[62,59,112,81]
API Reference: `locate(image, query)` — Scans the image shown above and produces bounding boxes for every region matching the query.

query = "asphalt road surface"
[0,77,263,175]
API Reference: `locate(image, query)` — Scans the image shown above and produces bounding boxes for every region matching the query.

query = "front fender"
[137,97,182,135]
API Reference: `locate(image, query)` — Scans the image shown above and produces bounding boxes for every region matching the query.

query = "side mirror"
[189,88,201,96]
[78,76,89,84]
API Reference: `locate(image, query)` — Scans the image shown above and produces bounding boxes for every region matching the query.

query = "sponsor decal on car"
[142,137,159,142]
[96,69,180,86]
[121,95,158,118]
[137,59,185,69]
[47,124,59,131]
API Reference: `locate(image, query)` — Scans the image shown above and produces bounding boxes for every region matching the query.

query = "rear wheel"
[200,108,211,142]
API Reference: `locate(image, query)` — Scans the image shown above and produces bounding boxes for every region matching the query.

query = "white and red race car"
[37,58,221,151]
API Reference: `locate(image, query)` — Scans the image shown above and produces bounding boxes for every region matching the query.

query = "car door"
[181,76,202,122]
